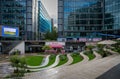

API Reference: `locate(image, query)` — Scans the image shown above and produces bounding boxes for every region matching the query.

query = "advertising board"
[1,26,19,37]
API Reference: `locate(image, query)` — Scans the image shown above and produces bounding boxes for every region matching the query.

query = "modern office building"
[104,0,120,39]
[0,0,51,40]
[38,1,52,40]
[58,0,120,42]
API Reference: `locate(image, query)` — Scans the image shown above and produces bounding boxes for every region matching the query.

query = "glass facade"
[0,0,27,40]
[104,0,120,37]
[58,0,120,41]
[0,0,51,40]
[58,0,104,41]
[38,1,52,39]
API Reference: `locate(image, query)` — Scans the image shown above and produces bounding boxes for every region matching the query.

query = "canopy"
[98,40,117,45]
[49,43,63,48]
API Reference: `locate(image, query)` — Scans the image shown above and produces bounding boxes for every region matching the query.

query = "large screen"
[1,26,19,37]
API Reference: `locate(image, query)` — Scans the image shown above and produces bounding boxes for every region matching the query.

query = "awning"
[49,44,63,48]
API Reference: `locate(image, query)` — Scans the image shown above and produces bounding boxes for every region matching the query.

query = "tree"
[97,44,105,50]
[42,45,52,50]
[86,45,94,52]
[44,27,58,40]
[10,56,20,73]
[10,56,27,77]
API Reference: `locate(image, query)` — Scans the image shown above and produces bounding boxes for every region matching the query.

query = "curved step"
[104,48,119,55]
[80,52,89,63]
[28,55,60,71]
[93,51,102,60]
[59,54,73,67]
[27,55,50,68]
[47,54,60,68]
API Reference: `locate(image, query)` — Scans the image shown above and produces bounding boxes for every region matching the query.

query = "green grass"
[42,54,56,67]
[70,53,83,65]
[96,49,112,58]
[27,54,56,69]
[25,56,44,66]
[84,51,95,60]
[55,54,68,67]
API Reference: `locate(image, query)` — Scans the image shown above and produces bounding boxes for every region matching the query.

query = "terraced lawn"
[55,54,68,67]
[84,51,95,60]
[42,54,56,68]
[27,54,56,69]
[70,53,83,65]
[25,56,44,66]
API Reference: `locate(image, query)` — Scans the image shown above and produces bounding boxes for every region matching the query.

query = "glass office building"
[104,0,120,38]
[58,0,120,41]
[58,0,104,41]
[0,0,51,40]
[38,1,52,40]
[0,0,27,40]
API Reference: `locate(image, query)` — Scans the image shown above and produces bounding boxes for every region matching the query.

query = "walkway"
[0,62,13,78]
[93,51,102,60]
[104,48,119,55]
[60,54,73,66]
[79,52,89,63]
[96,63,120,79]
[27,55,50,68]
[24,54,120,79]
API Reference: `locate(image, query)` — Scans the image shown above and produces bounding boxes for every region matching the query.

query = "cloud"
[41,0,58,27]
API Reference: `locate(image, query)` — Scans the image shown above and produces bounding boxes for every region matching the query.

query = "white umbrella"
[117,38,120,40]
[98,40,117,45]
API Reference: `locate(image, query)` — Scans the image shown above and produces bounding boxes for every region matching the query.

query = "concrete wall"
[9,41,25,55]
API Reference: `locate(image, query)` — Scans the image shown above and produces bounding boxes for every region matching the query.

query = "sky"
[41,0,58,27]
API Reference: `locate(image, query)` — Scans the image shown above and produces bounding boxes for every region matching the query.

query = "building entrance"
[25,41,45,53]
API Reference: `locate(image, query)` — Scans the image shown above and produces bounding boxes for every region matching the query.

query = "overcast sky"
[41,0,58,26]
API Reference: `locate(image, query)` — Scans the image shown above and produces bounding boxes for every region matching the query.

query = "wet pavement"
[23,54,120,79]
[96,63,120,79]
[0,63,13,78]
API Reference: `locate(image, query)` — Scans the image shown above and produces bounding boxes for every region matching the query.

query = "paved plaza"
[23,53,120,79]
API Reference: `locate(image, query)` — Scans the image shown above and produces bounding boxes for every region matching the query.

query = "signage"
[1,26,19,37]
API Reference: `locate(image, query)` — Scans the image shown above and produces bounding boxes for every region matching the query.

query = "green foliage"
[27,54,56,69]
[86,45,94,51]
[44,27,58,40]
[10,56,27,78]
[96,44,112,57]
[71,53,83,64]
[71,53,80,57]
[11,49,21,55]
[42,45,52,50]
[84,51,95,60]
[25,56,44,66]
[50,54,56,59]
[97,50,107,57]
[42,54,56,67]
[60,54,67,61]
[55,54,68,67]
[111,41,120,53]
[97,44,105,50]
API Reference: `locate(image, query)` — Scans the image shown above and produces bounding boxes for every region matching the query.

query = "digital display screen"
[1,26,19,37]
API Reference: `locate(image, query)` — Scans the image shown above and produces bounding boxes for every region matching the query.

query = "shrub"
[50,54,56,59]
[60,55,67,61]
[11,49,21,55]
[10,56,27,78]
[42,45,52,50]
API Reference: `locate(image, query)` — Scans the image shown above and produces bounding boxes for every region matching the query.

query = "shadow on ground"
[96,63,120,79]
